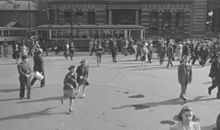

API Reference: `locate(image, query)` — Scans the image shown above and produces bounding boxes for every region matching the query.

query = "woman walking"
[76,59,89,98]
[61,65,78,112]
[95,43,104,67]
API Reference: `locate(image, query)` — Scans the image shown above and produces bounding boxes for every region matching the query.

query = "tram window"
[52,30,57,38]
[63,29,70,38]
[0,30,2,36]
[93,30,99,38]
[57,30,63,38]
[118,30,125,38]
[3,30,9,36]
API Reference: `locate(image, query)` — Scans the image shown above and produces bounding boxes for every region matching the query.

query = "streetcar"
[0,26,32,44]
[36,24,145,51]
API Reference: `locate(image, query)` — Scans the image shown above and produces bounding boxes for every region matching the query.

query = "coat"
[33,55,44,72]
[76,64,89,85]
[178,63,192,85]
[209,60,220,81]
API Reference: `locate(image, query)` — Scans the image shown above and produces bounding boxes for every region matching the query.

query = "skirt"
[63,89,76,99]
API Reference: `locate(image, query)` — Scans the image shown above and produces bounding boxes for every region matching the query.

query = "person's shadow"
[112,96,216,110]
[0,107,68,121]
[17,96,62,104]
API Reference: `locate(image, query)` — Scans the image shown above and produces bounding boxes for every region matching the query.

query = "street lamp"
[208,9,213,39]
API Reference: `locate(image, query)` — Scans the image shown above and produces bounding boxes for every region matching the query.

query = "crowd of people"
[2,36,220,129]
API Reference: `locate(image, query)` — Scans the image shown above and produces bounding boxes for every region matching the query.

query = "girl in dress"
[61,65,78,112]
[170,106,201,130]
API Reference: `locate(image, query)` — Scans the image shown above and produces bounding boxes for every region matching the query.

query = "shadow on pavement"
[112,96,217,111]
[128,94,145,98]
[0,107,67,121]
[0,98,19,102]
[17,96,62,104]
[0,88,19,93]
[201,124,216,130]
[160,120,175,125]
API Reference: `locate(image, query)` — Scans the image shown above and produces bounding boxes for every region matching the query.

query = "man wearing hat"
[31,48,45,87]
[17,55,32,99]
[208,52,220,99]
[76,59,89,98]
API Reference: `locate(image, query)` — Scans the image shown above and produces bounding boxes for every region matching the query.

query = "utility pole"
[28,0,31,39]
[70,0,73,39]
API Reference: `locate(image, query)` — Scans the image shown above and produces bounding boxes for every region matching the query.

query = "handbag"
[34,71,44,80]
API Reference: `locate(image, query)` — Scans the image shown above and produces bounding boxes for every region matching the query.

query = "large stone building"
[0,0,219,39]
[45,0,220,39]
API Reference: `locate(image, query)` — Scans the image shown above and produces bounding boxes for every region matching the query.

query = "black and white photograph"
[0,0,220,129]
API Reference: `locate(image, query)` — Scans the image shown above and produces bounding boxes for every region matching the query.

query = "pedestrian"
[141,43,149,67]
[159,44,166,65]
[20,42,28,57]
[76,59,89,98]
[3,39,9,57]
[69,40,75,61]
[95,43,104,67]
[147,43,153,63]
[178,55,192,102]
[167,43,174,68]
[12,41,20,64]
[64,41,69,60]
[17,55,32,99]
[217,113,220,130]
[61,65,78,112]
[31,49,45,87]
[112,41,118,63]
[170,106,201,130]
[208,52,220,99]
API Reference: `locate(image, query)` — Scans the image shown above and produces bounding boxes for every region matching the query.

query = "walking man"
[31,49,45,87]
[167,43,174,68]
[17,55,32,99]
[178,55,192,102]
[208,53,220,99]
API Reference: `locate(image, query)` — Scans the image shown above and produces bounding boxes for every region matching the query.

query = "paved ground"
[0,52,219,130]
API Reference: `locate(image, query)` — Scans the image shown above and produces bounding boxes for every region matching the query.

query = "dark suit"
[17,62,31,99]
[178,63,192,99]
[76,65,89,86]
[31,54,45,87]
[209,59,220,98]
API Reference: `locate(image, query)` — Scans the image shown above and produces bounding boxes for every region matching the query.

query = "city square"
[0,53,219,130]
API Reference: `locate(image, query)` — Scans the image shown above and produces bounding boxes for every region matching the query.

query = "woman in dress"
[170,106,201,130]
[61,65,78,112]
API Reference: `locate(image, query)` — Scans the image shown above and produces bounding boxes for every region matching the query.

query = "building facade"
[45,0,214,39]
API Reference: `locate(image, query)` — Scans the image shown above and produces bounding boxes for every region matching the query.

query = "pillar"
[135,10,139,25]
[108,10,112,24]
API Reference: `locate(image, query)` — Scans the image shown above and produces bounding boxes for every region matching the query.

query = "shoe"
[208,88,212,95]
[40,85,45,87]
[19,97,23,100]
[27,97,30,99]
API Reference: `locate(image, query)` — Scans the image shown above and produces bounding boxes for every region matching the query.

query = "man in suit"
[167,43,174,68]
[208,53,220,99]
[31,49,45,87]
[17,55,31,99]
[178,55,192,102]
[76,59,89,98]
